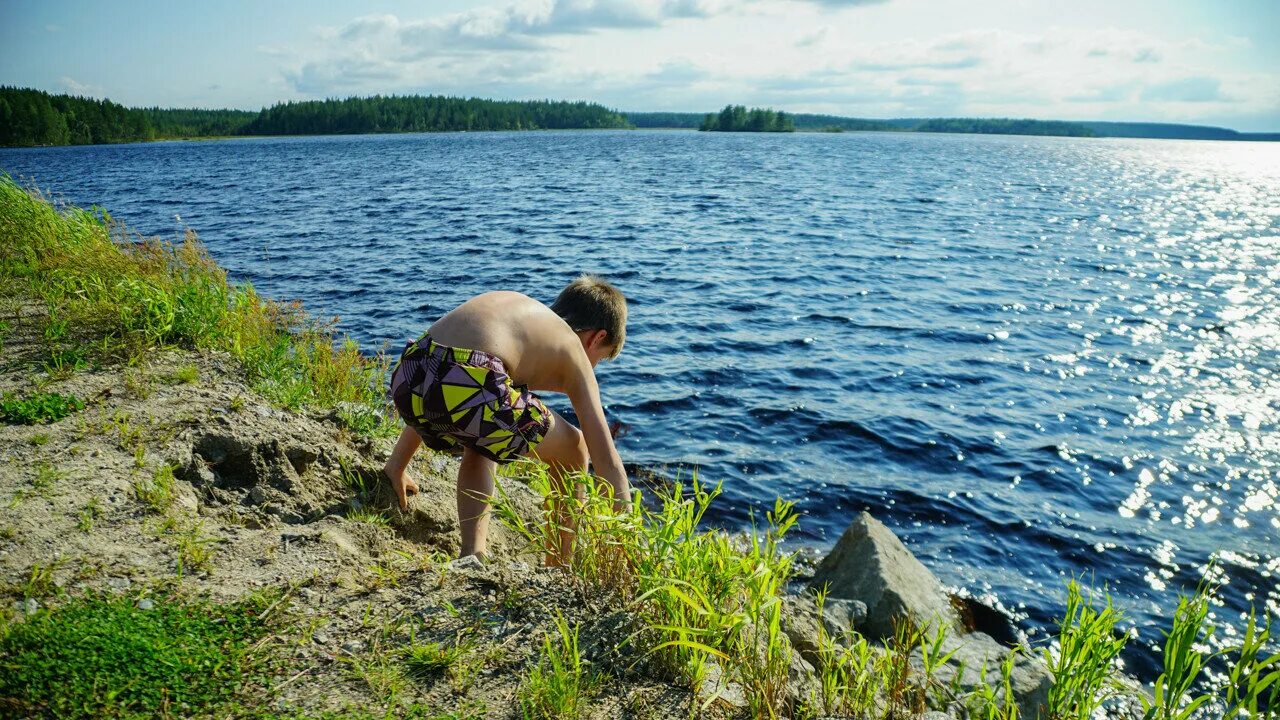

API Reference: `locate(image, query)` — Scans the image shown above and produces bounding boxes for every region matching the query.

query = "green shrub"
[0,391,84,424]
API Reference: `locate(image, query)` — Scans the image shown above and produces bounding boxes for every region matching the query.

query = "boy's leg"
[457,447,497,558]
[383,426,422,511]
[528,410,589,566]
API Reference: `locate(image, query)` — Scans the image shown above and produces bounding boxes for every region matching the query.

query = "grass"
[0,390,84,424]
[133,462,176,512]
[0,589,287,718]
[495,463,801,716]
[519,614,597,720]
[1042,579,1128,718]
[31,461,63,492]
[0,174,393,434]
[169,363,199,384]
[494,461,1280,719]
[77,498,102,532]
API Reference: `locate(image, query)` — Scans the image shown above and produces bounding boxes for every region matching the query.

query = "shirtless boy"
[382,276,630,564]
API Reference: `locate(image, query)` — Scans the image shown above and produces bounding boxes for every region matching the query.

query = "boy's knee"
[567,426,589,468]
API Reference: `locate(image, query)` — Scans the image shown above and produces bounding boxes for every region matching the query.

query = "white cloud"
[59,76,103,98]
[268,3,1277,128]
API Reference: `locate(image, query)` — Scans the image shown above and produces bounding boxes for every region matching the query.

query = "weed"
[170,363,199,384]
[173,520,220,574]
[133,462,176,512]
[494,465,800,715]
[77,498,102,532]
[29,432,49,446]
[1043,579,1127,720]
[345,651,408,705]
[403,639,469,680]
[0,390,84,424]
[109,409,142,450]
[0,526,15,540]
[123,368,154,399]
[347,508,390,527]
[31,461,64,492]
[1141,577,1214,720]
[520,614,597,720]
[229,394,246,412]
[15,559,66,599]
[1223,609,1280,716]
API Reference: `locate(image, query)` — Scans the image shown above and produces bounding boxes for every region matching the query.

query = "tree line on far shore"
[0,87,631,147]
[699,105,795,132]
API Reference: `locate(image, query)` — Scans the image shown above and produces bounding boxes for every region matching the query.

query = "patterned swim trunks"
[389,335,552,464]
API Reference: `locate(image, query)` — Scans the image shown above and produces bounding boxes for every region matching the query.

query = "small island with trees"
[699,105,795,132]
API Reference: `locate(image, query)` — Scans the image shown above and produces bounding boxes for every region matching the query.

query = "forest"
[0,87,630,147]
[4,85,1275,146]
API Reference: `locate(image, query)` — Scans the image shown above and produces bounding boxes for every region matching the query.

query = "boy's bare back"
[426,291,583,394]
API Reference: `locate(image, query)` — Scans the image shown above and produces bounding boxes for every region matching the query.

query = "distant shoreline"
[2,86,1276,148]
[6,126,1280,152]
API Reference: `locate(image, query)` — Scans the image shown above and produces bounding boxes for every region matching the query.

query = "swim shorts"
[389,335,552,464]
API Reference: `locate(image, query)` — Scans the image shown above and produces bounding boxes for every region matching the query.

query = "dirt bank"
[0,299,692,718]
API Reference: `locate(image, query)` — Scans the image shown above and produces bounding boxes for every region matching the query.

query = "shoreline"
[2,177,1272,718]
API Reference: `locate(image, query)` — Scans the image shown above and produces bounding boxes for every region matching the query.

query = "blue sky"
[2,0,1277,130]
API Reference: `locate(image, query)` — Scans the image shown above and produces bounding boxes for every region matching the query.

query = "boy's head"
[551,274,627,363]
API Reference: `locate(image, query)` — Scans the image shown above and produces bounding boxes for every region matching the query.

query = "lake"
[4,129,1277,675]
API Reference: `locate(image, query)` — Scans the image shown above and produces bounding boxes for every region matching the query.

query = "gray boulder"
[781,592,869,667]
[916,630,1052,720]
[810,512,961,640]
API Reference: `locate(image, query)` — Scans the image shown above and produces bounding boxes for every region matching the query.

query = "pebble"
[137,598,155,610]
[341,639,366,654]
[450,554,485,571]
[312,631,331,645]
[108,577,131,590]
[14,598,38,614]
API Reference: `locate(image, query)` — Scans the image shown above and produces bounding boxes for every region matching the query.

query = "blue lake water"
[4,130,1278,676]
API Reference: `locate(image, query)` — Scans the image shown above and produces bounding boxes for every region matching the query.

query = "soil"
[0,301,700,719]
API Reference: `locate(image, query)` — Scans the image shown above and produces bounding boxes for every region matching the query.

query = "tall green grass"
[495,460,1279,719]
[0,175,392,432]
[494,462,801,716]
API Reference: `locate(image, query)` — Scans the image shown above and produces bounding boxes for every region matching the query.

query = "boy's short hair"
[551,274,627,359]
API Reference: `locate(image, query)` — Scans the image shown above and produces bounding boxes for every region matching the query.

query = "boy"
[382,275,630,564]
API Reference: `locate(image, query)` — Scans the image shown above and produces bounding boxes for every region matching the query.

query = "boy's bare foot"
[384,468,419,511]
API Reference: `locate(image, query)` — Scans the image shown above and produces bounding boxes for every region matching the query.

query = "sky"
[2,0,1278,131]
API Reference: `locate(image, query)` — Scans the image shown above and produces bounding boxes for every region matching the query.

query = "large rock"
[810,512,961,640]
[781,592,869,667]
[915,631,1052,720]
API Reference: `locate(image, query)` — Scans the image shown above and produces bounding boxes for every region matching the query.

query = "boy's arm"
[564,366,630,510]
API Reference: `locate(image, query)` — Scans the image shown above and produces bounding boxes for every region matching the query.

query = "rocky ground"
[0,297,1058,719]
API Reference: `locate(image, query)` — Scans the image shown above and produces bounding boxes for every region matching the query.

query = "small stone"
[508,561,531,573]
[450,554,485,571]
[137,598,155,610]
[341,639,366,654]
[108,577,131,590]
[312,631,331,645]
[23,598,39,614]
[298,587,317,601]
[697,662,748,709]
